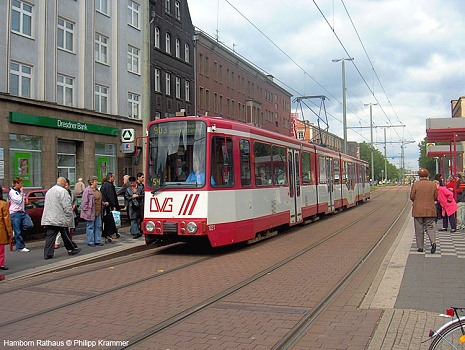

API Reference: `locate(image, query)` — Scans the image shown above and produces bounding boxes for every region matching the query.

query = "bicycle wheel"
[429,320,465,349]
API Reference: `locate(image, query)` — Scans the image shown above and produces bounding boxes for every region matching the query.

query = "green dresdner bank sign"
[10,112,119,136]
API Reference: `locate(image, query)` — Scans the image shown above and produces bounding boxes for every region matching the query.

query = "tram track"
[272,188,410,349]
[0,187,406,349]
[118,187,408,349]
[0,244,236,329]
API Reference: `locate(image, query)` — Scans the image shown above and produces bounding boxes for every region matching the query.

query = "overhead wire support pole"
[332,58,354,154]
[353,124,405,182]
[364,103,377,183]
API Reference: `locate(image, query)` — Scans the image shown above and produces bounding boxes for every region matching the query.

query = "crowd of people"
[0,172,145,281]
[410,169,464,254]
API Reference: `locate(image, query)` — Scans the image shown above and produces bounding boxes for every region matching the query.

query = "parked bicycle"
[427,307,465,349]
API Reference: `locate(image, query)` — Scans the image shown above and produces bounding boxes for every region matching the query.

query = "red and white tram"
[141,116,370,247]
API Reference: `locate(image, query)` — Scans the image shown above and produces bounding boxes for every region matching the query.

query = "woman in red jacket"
[435,180,458,232]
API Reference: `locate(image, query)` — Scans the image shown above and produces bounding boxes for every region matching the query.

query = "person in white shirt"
[42,177,81,259]
[8,177,30,252]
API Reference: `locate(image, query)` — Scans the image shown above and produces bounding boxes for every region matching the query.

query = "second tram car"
[141,116,370,247]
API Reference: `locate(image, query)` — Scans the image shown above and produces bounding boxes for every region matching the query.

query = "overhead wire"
[219,0,405,149]
[338,0,416,143]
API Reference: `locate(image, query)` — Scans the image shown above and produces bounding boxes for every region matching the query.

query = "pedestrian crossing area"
[410,227,465,258]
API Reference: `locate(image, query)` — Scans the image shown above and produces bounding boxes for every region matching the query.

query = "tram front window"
[147,120,207,189]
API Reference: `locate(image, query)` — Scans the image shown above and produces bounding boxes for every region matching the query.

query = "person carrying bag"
[8,177,30,252]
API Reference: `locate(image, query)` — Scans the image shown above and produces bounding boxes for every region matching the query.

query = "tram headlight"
[186,222,198,234]
[145,221,155,233]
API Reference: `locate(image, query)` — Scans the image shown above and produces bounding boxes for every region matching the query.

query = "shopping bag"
[21,213,34,231]
[111,210,121,229]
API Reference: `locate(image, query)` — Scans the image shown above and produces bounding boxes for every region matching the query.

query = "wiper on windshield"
[151,181,200,194]
[151,183,166,195]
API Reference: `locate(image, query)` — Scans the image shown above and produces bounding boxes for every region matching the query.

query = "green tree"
[418,137,437,178]
[359,142,400,182]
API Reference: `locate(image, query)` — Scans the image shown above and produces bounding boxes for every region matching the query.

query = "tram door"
[288,149,302,224]
[326,157,335,212]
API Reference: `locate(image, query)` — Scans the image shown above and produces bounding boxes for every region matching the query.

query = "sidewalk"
[365,215,464,349]
[1,224,147,281]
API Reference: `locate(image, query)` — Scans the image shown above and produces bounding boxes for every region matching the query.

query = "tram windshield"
[147,120,206,189]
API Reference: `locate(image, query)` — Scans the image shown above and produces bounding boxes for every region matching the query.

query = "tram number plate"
[208,225,215,231]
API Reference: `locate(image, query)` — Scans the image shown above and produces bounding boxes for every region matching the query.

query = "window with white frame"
[128,93,140,119]
[11,0,33,37]
[154,27,160,48]
[127,45,140,74]
[185,81,190,102]
[57,74,74,106]
[154,68,161,92]
[95,0,109,15]
[95,84,108,113]
[10,61,32,98]
[175,38,181,58]
[127,0,139,28]
[165,73,171,96]
[58,17,74,52]
[165,0,171,14]
[175,1,181,20]
[165,33,171,54]
[175,76,181,99]
[95,33,108,64]
[184,43,190,63]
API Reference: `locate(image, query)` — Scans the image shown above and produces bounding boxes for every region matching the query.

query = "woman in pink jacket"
[435,180,458,232]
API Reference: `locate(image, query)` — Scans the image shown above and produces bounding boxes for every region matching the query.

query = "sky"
[187,0,465,173]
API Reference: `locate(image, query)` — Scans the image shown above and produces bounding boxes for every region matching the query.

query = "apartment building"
[194,29,292,136]
[149,0,195,119]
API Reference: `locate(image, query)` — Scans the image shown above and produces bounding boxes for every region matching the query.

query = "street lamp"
[332,57,354,154]
[364,103,377,184]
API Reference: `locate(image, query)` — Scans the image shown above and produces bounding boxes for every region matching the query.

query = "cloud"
[188,0,465,172]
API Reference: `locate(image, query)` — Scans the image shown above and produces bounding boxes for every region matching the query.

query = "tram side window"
[254,141,272,186]
[210,136,234,187]
[301,151,312,185]
[341,161,347,185]
[240,139,251,186]
[272,145,287,185]
[334,159,340,185]
[318,156,327,184]
[347,162,356,190]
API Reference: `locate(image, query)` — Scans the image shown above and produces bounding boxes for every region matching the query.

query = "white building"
[0,0,145,187]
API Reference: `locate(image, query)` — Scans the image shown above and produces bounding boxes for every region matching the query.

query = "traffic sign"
[120,142,135,153]
[121,128,135,142]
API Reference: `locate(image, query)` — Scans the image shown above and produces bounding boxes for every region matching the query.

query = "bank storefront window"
[95,143,116,183]
[57,141,76,185]
[9,134,42,188]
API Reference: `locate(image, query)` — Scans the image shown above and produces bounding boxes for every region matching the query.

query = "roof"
[427,144,464,157]
[426,118,465,142]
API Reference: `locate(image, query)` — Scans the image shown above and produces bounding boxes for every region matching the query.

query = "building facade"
[149,0,195,119]
[291,115,359,158]
[194,29,292,135]
[0,0,144,188]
